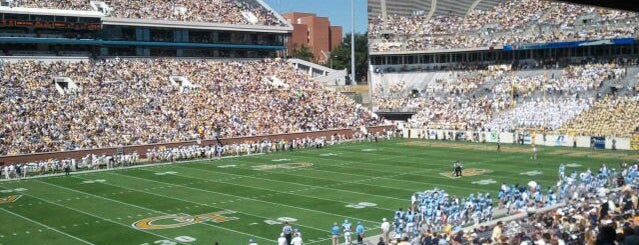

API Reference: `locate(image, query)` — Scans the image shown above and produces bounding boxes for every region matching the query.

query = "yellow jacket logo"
[132,210,238,230]
[0,195,22,204]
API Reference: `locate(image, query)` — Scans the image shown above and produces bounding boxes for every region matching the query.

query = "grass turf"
[0,139,637,245]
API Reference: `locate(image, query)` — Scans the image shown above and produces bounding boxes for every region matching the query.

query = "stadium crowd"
[374,63,636,134]
[378,161,639,245]
[369,0,639,52]
[486,97,592,132]
[0,58,380,155]
[406,97,493,131]
[12,0,284,25]
[556,96,639,137]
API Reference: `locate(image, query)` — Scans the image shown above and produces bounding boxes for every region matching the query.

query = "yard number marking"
[140,236,196,245]
[345,202,377,209]
[82,180,106,184]
[264,217,298,225]
[320,153,338,156]
[154,171,178,176]
[0,188,27,193]
[520,170,542,176]
[471,179,497,185]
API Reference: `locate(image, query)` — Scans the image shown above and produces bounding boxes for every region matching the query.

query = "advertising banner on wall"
[555,135,567,146]
[489,132,499,142]
[523,133,532,144]
[632,134,639,150]
[591,137,606,149]
[503,38,635,51]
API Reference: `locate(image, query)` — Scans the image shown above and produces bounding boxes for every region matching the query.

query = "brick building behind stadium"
[282,12,342,64]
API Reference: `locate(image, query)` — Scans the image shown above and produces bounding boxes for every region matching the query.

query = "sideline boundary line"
[0,153,265,182]
[0,184,188,244]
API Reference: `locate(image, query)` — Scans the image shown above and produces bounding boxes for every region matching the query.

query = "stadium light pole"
[351,0,356,85]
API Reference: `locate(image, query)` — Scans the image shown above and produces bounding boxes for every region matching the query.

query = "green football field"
[0,139,637,245]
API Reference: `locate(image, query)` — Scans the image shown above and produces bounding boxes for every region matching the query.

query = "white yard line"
[0,208,96,245]
[0,185,188,245]
[36,177,316,241]
[106,171,381,225]
[212,157,485,193]
[167,164,405,207]
[288,151,526,188]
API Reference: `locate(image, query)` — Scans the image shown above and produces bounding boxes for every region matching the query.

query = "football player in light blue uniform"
[558,163,566,179]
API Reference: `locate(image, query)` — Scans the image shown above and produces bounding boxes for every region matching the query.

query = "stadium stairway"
[525,4,559,36]
[473,0,503,12]
[426,0,437,21]
[371,71,452,97]
[436,0,475,17]
[600,66,639,96]
[288,58,347,86]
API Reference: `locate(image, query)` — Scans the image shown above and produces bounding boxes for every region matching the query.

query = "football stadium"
[0,0,638,244]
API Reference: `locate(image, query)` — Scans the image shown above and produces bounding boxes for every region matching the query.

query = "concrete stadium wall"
[405,128,637,151]
[0,126,393,166]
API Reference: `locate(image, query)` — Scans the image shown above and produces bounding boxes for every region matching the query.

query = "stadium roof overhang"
[555,0,639,12]
[0,6,103,18]
[368,0,639,19]
[102,18,293,34]
[0,7,293,34]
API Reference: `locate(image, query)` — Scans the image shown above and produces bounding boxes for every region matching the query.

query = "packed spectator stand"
[556,96,639,137]
[373,61,639,137]
[8,0,285,26]
[369,0,639,52]
[0,58,381,156]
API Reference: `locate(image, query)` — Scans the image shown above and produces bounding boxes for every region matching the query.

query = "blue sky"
[262,0,368,35]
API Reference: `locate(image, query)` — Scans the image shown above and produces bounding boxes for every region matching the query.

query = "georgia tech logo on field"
[0,195,22,204]
[132,210,238,230]
[439,168,492,179]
